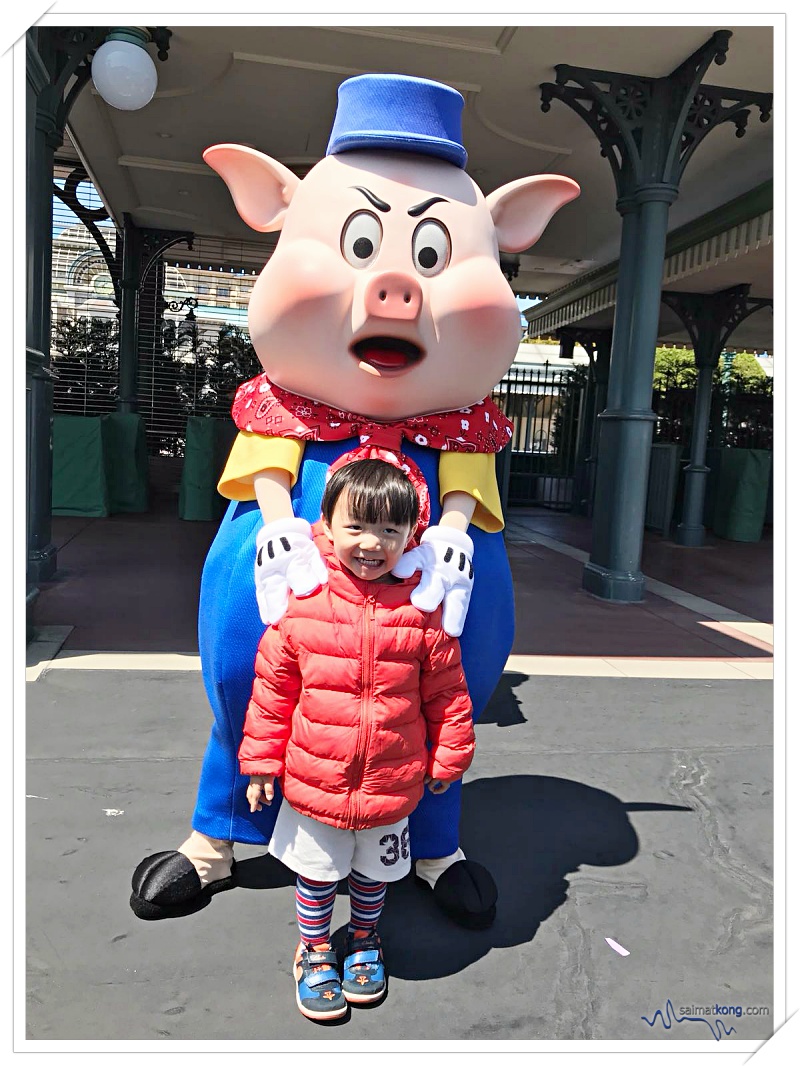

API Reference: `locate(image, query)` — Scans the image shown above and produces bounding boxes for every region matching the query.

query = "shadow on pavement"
[382,775,651,981]
[477,671,528,727]
[233,773,692,983]
[236,853,296,892]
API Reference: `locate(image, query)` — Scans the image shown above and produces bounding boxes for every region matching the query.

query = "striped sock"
[348,869,387,934]
[295,875,338,947]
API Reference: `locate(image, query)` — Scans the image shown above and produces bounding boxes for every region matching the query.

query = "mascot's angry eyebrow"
[352,186,391,212]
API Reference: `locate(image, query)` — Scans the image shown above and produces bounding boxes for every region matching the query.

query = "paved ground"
[26,666,772,1042]
[509,508,774,624]
[33,495,773,655]
[25,497,774,1044]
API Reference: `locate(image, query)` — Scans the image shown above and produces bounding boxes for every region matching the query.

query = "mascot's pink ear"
[203,144,301,233]
[486,175,580,254]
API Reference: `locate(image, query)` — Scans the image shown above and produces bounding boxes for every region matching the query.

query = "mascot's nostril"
[379,290,387,301]
[404,293,411,303]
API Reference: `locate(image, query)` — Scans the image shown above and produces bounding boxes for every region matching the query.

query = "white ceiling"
[63,23,774,343]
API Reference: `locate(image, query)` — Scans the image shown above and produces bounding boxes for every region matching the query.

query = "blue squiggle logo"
[641,998,737,1041]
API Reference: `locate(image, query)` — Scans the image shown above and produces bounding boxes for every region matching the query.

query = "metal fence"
[493,363,587,508]
[136,280,261,456]
[652,380,773,450]
[135,236,262,456]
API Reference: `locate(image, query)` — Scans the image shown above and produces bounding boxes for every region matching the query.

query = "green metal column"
[27,31,110,587]
[677,360,716,545]
[25,27,173,639]
[573,336,597,516]
[581,204,637,523]
[590,333,611,454]
[662,286,773,546]
[603,203,640,411]
[586,192,674,597]
[118,215,143,413]
[26,37,60,586]
[540,29,772,601]
[585,332,611,517]
[584,202,649,592]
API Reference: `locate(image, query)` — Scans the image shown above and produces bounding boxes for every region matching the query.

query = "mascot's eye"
[341,211,382,268]
[412,219,450,277]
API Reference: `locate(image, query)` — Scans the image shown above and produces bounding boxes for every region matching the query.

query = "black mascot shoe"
[417,859,497,929]
[129,850,237,920]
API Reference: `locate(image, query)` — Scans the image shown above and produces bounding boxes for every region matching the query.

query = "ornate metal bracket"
[53,165,192,304]
[166,296,198,314]
[540,30,772,201]
[661,285,772,365]
[36,29,107,148]
[35,27,172,148]
[53,163,120,302]
[140,229,195,288]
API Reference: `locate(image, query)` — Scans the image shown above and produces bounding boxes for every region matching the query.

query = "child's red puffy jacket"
[238,524,475,831]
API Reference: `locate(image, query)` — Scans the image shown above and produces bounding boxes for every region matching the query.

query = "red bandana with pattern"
[232,372,513,540]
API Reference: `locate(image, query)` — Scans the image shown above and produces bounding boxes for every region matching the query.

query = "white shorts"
[268,802,411,884]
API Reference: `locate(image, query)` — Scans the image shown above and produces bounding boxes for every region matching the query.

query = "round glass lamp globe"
[91,40,158,111]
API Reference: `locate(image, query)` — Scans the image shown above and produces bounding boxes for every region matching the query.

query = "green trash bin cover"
[52,415,109,517]
[102,412,149,513]
[711,448,772,542]
[179,417,238,521]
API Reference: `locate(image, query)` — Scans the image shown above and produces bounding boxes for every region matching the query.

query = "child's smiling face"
[323,490,413,583]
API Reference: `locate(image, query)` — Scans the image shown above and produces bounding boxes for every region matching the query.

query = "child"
[238,458,475,1021]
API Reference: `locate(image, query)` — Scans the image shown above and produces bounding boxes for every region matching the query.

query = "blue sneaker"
[341,931,386,1004]
[294,944,347,1021]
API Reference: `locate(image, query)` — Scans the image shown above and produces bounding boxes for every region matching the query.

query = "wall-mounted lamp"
[91,27,171,111]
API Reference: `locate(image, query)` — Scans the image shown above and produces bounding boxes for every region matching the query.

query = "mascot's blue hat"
[326,73,468,169]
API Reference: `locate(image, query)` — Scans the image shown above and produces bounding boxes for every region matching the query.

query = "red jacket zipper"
[349,593,375,826]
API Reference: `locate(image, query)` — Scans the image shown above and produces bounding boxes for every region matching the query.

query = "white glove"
[392,525,474,637]
[254,518,328,626]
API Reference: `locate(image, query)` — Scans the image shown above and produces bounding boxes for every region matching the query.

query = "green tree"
[652,345,768,392]
[194,324,260,416]
[652,346,697,389]
[51,315,119,414]
[650,345,771,448]
[717,351,768,392]
[135,318,261,455]
[712,351,772,448]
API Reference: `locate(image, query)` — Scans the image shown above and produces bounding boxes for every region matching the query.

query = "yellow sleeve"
[217,432,305,501]
[438,451,504,533]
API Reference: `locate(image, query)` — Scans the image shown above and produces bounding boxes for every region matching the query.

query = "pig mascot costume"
[131,74,578,929]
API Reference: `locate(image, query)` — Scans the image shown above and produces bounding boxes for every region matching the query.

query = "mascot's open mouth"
[351,337,424,373]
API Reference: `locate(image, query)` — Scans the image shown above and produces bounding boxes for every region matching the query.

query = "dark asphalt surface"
[26,665,773,1043]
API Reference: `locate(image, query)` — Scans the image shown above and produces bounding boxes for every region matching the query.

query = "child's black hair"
[321,459,419,530]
